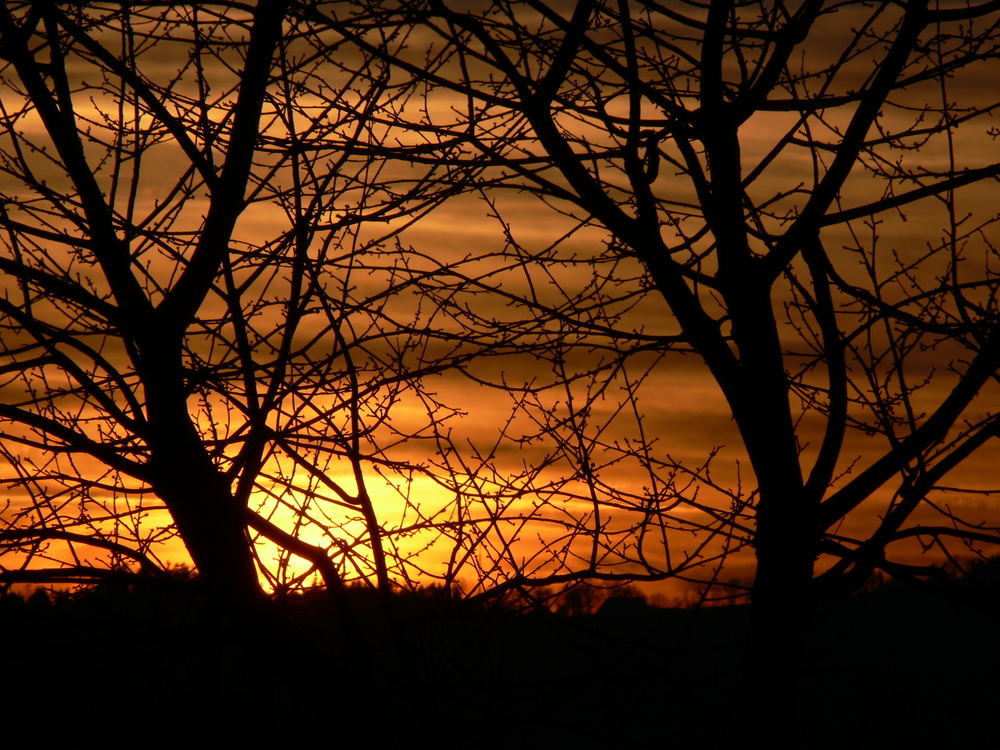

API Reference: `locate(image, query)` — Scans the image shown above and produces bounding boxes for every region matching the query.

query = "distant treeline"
[4,554,998,623]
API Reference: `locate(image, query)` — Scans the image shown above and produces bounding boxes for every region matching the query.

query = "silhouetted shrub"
[552,584,606,616]
[596,585,650,616]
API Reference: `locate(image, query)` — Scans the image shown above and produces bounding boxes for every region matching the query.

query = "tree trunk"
[715,279,818,743]
[153,451,264,607]
[140,334,265,608]
[736,509,817,747]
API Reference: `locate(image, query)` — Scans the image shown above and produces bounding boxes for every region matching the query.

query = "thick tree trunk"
[735,505,817,747]
[141,335,265,608]
[703,275,820,743]
[153,451,264,606]
[745,570,814,737]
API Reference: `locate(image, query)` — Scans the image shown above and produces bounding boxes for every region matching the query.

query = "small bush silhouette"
[596,585,650,616]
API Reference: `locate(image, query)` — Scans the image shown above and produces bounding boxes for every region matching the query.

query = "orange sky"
[0,3,998,601]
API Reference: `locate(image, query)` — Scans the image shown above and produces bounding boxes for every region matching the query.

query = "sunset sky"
[0,1,997,601]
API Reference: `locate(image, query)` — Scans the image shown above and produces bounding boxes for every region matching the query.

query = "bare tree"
[332,0,1000,728]
[0,1,475,619]
[3,6,999,730]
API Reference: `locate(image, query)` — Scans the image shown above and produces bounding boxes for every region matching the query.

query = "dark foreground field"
[1,579,996,748]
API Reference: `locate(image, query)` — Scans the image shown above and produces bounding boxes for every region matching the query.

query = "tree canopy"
[0,2,483,616]
[0,2,997,655]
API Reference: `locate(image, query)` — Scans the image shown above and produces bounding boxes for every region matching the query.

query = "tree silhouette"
[1,6,999,736]
[0,2,476,618]
[340,0,1000,732]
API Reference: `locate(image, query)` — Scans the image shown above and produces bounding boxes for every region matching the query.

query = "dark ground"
[1,578,996,748]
